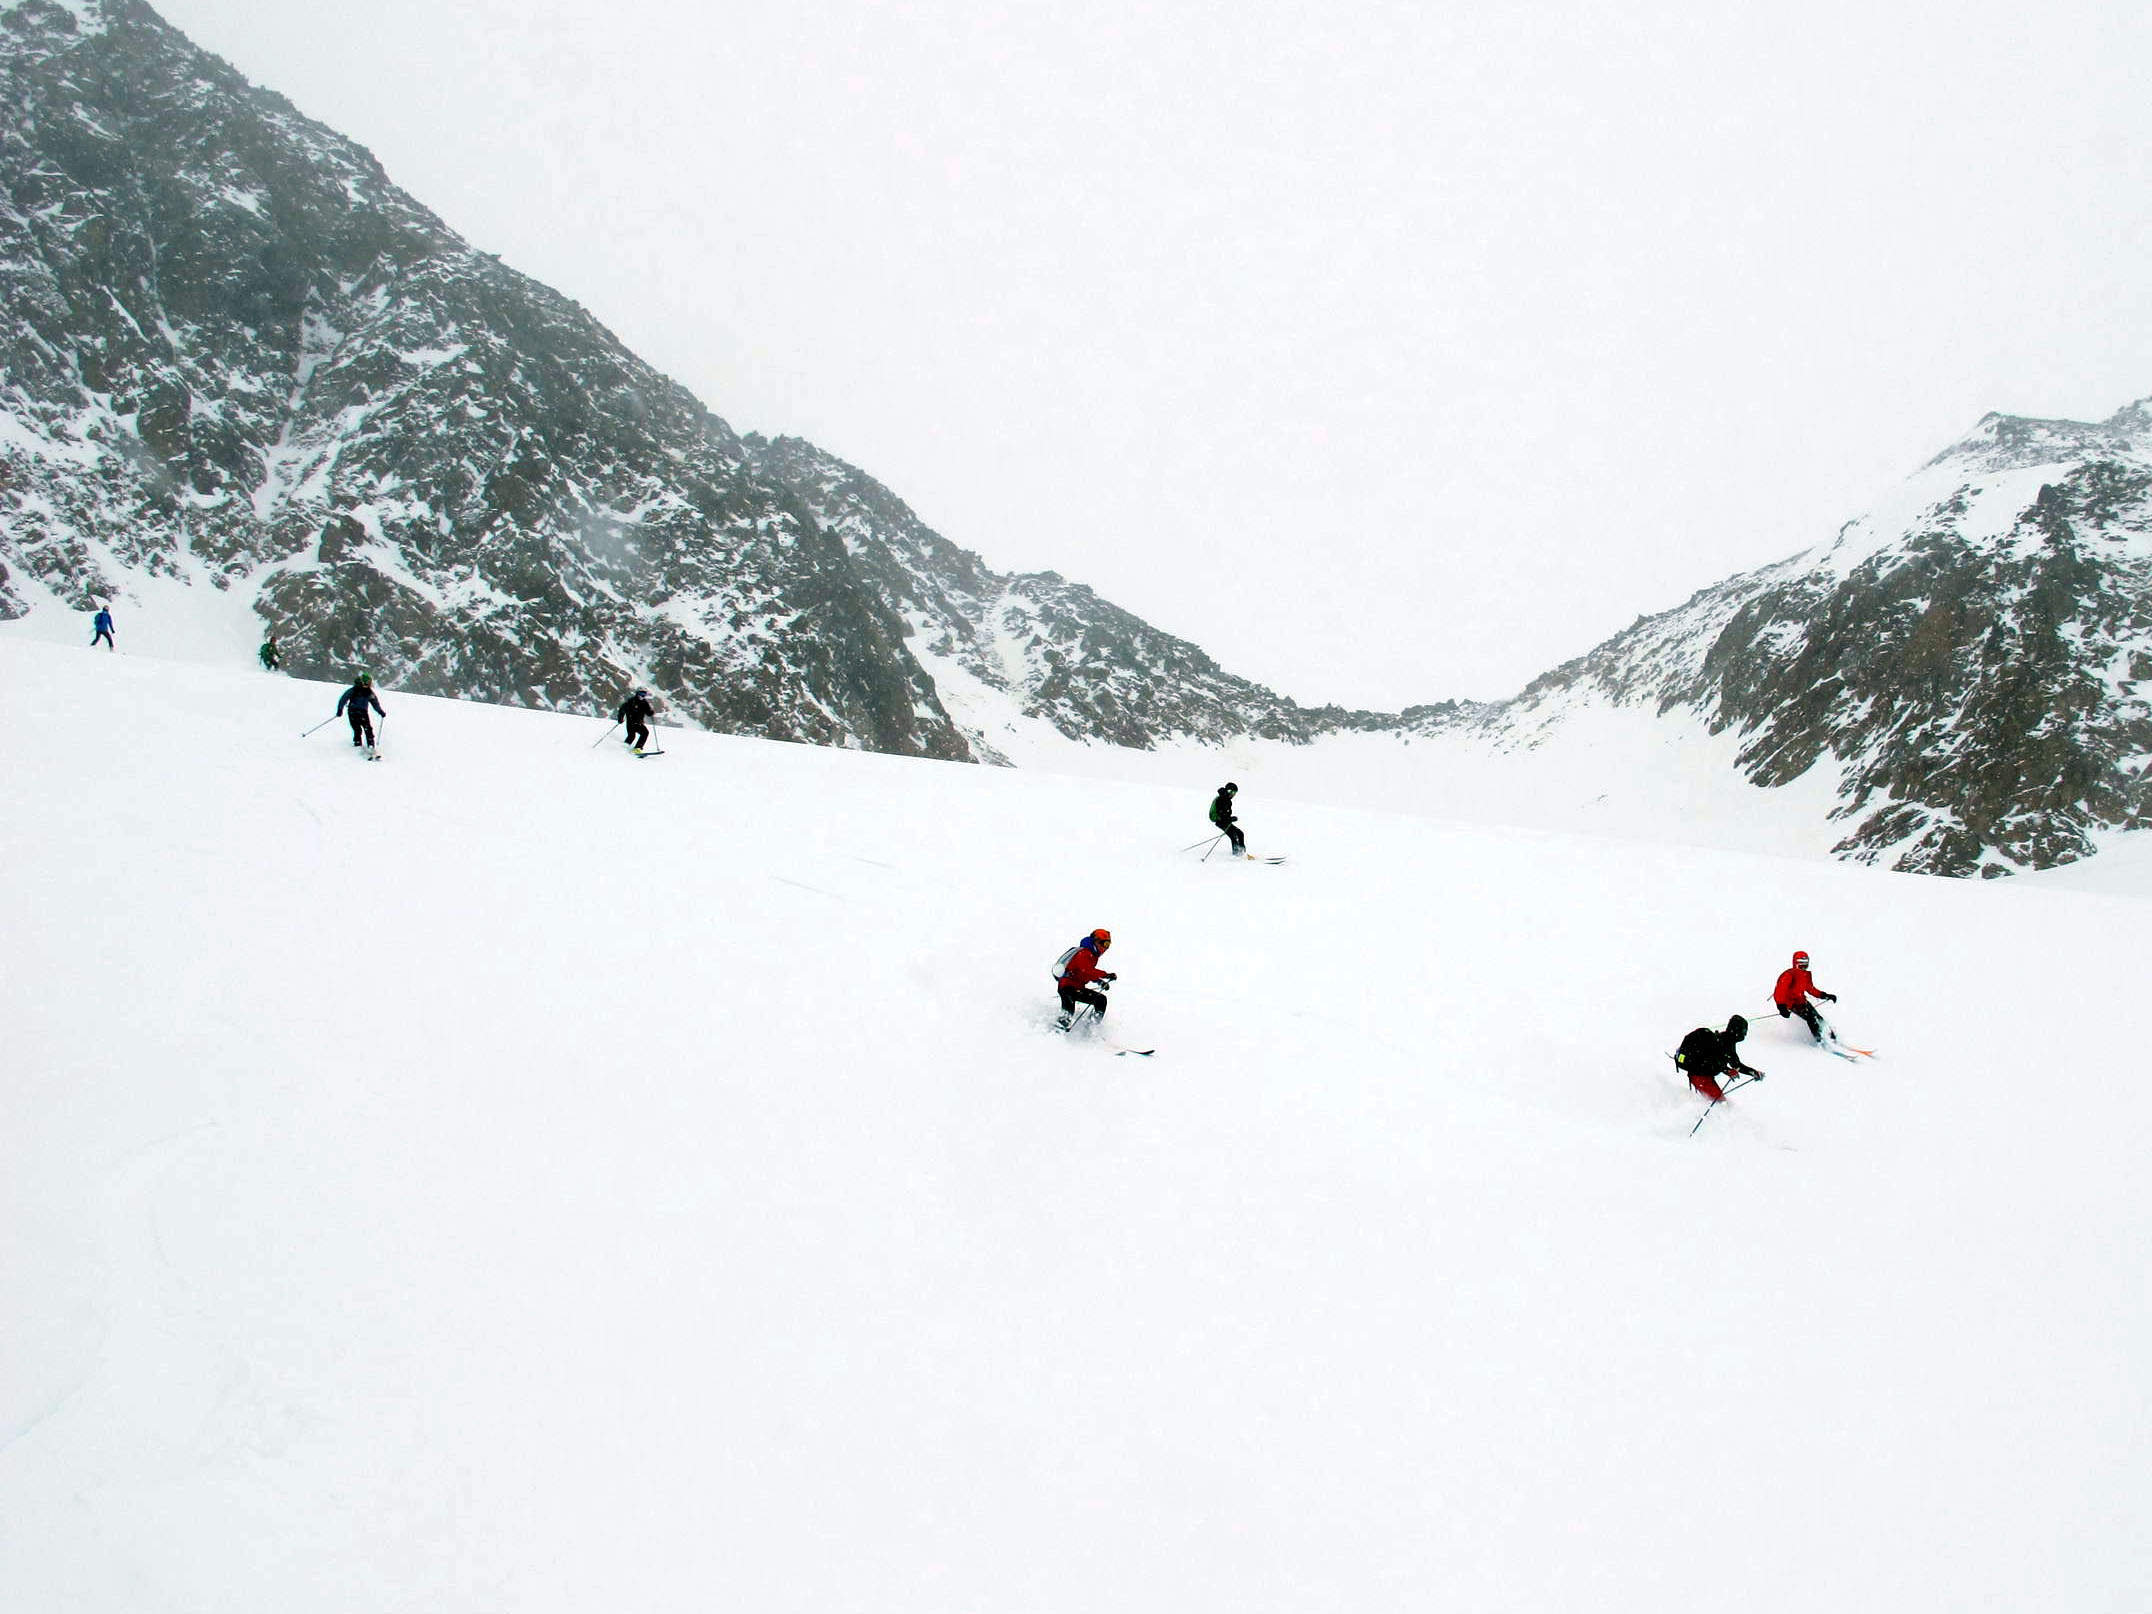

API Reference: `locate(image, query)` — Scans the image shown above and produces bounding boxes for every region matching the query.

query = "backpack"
[1674,1027,1719,1073]
[1052,944,1080,981]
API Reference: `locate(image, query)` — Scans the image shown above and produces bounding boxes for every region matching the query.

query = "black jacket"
[617,693,655,725]
[335,683,383,718]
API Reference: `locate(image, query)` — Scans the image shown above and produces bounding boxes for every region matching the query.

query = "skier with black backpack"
[1675,1015,1764,1103]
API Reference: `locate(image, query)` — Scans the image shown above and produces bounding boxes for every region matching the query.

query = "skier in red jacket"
[1054,929,1116,1030]
[1773,950,1837,1043]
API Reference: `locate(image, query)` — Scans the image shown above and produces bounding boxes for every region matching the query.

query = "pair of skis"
[1812,1007,1875,1061]
[301,715,384,759]
[1058,1005,1155,1056]
[1185,835,1287,865]
[1767,999,1875,1061]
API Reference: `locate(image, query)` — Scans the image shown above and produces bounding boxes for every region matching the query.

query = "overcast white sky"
[154,0,2152,706]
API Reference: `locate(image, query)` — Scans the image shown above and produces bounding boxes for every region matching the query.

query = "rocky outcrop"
[1470,402,2152,875]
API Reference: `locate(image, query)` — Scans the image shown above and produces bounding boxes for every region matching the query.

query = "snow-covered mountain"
[0,0,969,757]
[7,0,2151,879]
[1466,400,2152,876]
[744,435,1427,763]
[0,0,1393,764]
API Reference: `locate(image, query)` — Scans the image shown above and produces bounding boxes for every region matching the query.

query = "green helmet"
[356,672,372,686]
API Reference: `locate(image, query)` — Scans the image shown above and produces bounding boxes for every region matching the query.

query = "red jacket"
[1774,964,1823,1007]
[1059,941,1111,990]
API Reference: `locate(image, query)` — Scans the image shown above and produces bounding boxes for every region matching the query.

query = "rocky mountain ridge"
[1461,400,2152,875]
[0,0,1382,765]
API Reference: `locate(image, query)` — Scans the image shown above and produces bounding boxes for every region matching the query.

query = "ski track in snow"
[2,634,2150,1613]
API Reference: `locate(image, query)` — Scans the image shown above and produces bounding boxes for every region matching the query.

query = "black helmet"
[1727,1014,1749,1041]
[1221,781,1238,794]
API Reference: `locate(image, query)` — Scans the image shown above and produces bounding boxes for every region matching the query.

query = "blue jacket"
[336,684,384,717]
[92,609,113,633]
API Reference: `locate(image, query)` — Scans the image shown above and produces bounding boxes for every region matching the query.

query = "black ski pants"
[348,709,375,746]
[92,629,115,650]
[1216,818,1245,856]
[1059,985,1108,1019]
[1780,1000,1822,1040]
[625,718,650,750]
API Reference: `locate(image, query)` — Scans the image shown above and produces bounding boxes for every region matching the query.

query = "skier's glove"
[1103,972,1118,981]
[1777,1004,1791,1017]
[1744,1066,1765,1081]
[1820,992,1837,1002]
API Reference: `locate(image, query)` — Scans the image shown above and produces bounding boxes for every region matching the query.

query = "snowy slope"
[3,635,2150,1613]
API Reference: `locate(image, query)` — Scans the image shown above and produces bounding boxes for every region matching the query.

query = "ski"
[634,749,665,758]
[1103,1041,1155,1057]
[1812,1009,1875,1060]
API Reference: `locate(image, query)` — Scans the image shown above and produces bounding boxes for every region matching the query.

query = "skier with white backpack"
[1053,928,1116,1030]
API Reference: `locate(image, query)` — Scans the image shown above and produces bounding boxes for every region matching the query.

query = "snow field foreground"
[2,636,2147,1613]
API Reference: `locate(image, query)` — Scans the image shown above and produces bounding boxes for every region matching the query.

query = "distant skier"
[90,605,115,650]
[259,634,281,671]
[616,687,656,753]
[1773,950,1837,1043]
[335,672,384,749]
[1209,782,1246,858]
[1054,928,1117,1030]
[1675,1015,1764,1102]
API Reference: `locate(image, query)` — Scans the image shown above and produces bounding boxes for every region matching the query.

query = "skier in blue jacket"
[335,673,384,748]
[91,605,115,650]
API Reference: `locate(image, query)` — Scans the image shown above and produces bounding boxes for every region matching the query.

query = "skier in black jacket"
[335,673,384,748]
[616,688,656,753]
[1209,782,1246,858]
[1675,1015,1763,1102]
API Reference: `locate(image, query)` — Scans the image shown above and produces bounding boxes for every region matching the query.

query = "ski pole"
[1181,833,1225,853]
[590,719,621,749]
[300,715,338,737]
[1687,1073,1757,1136]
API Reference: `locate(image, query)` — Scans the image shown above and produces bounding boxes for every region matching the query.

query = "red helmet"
[1091,928,1112,946]
[1793,950,1810,969]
